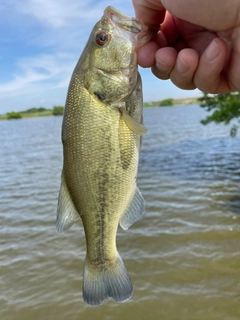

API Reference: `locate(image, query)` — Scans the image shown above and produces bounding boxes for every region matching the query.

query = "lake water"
[1,105,240,320]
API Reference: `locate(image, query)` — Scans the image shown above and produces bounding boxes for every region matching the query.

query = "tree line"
[6,106,64,119]
[4,92,240,137]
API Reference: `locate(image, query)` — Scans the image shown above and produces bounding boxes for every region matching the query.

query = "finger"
[174,39,189,52]
[194,38,230,93]
[137,41,159,67]
[160,12,181,45]
[132,0,166,25]
[161,0,236,30]
[152,47,177,80]
[170,49,199,90]
[227,40,240,91]
[137,31,168,67]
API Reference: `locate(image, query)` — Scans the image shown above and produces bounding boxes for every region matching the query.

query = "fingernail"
[205,39,220,61]
[176,57,189,74]
[156,59,169,72]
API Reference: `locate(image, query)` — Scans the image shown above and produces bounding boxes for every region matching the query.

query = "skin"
[132,0,240,93]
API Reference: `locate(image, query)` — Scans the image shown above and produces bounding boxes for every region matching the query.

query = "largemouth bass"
[56,6,158,306]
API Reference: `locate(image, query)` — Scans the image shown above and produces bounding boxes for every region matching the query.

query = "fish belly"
[62,92,138,305]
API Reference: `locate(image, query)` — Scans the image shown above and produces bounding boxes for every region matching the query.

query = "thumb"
[132,0,166,25]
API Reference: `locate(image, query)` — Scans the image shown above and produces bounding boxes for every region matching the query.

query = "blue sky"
[0,0,201,114]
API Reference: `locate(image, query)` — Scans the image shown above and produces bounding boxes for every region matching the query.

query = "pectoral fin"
[56,172,80,232]
[120,108,147,135]
[120,186,145,230]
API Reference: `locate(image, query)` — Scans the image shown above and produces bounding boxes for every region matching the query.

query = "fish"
[56,6,158,306]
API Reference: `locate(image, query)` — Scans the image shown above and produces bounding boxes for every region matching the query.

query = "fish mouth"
[103,6,159,48]
[104,6,142,34]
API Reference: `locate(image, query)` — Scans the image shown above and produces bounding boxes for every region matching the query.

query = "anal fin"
[120,186,145,230]
[56,172,80,232]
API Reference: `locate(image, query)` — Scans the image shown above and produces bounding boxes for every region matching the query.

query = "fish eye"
[96,32,109,46]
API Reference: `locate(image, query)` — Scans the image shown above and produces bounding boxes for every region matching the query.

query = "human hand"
[133,0,240,93]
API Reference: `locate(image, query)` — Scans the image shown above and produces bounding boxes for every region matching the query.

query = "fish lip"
[103,6,160,49]
[104,6,142,33]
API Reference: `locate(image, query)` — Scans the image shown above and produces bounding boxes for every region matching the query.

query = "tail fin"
[82,253,133,306]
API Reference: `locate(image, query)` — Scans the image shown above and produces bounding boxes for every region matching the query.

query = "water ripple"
[1,107,240,319]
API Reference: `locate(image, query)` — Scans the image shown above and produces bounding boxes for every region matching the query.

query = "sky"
[0,0,201,114]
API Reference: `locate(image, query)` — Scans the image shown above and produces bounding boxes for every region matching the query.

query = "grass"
[0,107,64,120]
[143,97,200,108]
[20,111,53,118]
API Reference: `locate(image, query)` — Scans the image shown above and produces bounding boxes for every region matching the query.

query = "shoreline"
[0,106,64,120]
[143,97,200,108]
[1,98,200,120]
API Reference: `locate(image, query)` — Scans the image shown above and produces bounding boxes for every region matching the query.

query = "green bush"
[7,112,22,120]
[52,106,64,116]
[22,107,50,113]
[37,107,49,112]
[159,98,174,106]
[23,107,38,113]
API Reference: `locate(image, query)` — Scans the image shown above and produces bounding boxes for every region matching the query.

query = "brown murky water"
[1,105,240,320]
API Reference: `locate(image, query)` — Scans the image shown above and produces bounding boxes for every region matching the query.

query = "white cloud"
[1,0,198,114]
[0,53,75,95]
[17,0,94,28]
[0,0,135,92]
[0,0,140,113]
[11,0,130,28]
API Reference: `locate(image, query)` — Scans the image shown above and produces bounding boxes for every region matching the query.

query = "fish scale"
[56,6,158,306]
